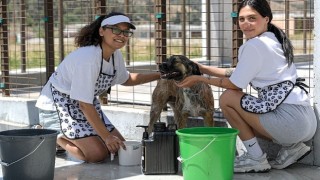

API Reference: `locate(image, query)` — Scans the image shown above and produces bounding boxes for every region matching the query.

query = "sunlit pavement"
[49,153,320,180]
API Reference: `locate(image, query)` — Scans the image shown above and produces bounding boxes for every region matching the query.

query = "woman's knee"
[59,137,109,163]
[81,140,109,163]
[219,89,237,108]
[84,148,109,163]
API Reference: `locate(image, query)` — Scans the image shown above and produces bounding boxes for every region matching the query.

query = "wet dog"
[149,55,214,131]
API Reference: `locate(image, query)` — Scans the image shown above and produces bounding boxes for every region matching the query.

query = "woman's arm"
[79,101,110,139]
[122,72,161,86]
[196,62,235,78]
[79,101,125,153]
[176,75,239,90]
[177,61,238,89]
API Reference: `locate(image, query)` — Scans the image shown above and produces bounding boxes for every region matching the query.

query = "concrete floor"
[1,151,320,180]
[50,154,320,180]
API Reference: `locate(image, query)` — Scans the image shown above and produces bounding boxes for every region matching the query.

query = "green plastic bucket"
[0,129,58,180]
[176,127,239,180]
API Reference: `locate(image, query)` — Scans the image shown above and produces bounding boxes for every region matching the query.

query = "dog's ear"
[191,62,202,75]
[161,57,168,63]
[181,55,201,75]
[166,56,175,64]
[170,55,179,62]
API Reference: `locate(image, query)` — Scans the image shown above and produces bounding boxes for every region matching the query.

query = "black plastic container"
[137,122,179,175]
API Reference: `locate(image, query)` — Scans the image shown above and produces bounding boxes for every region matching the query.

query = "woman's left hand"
[104,135,126,154]
[175,75,201,88]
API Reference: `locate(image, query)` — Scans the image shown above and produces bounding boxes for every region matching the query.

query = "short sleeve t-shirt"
[36,45,129,110]
[229,32,310,106]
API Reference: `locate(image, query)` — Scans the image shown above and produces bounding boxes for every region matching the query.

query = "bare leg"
[219,89,272,141]
[221,90,273,173]
[57,128,125,163]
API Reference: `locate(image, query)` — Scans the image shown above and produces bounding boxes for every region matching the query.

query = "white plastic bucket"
[118,140,142,166]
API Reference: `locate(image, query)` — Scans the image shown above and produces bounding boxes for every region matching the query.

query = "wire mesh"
[0,0,315,110]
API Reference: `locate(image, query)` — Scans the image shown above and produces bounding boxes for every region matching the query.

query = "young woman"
[36,12,160,163]
[176,0,317,173]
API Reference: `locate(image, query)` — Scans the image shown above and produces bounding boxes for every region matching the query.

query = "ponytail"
[268,23,294,66]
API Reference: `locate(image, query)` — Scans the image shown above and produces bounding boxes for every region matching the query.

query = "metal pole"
[58,0,64,62]
[206,0,211,61]
[20,0,26,72]
[232,0,243,66]
[285,0,290,36]
[125,0,131,65]
[303,0,307,54]
[182,0,186,56]
[0,0,10,96]
[44,0,55,80]
[155,0,166,64]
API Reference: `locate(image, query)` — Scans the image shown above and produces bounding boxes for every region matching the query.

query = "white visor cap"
[101,15,136,30]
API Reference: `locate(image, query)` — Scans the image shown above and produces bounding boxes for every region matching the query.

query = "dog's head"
[159,55,201,82]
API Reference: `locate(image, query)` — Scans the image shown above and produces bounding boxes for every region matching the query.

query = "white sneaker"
[32,124,43,129]
[270,142,311,169]
[234,152,271,173]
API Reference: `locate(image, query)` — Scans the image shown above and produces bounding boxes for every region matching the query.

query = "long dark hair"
[238,0,294,66]
[75,12,128,47]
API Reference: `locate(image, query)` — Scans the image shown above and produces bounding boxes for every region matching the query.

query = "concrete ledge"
[0,97,39,127]
[0,120,30,131]
[102,106,167,140]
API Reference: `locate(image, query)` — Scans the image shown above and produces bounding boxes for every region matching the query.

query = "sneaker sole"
[234,164,271,173]
[270,146,311,169]
[56,150,67,156]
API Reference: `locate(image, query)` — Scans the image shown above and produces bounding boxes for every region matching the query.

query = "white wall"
[313,0,320,166]
[201,0,232,63]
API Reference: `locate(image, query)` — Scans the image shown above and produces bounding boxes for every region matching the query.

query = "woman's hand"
[175,75,203,88]
[193,61,204,73]
[104,135,126,154]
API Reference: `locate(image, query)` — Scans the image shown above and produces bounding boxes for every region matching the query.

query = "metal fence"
[0,0,314,109]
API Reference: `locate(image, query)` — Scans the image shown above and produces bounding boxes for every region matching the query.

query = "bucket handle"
[0,137,45,167]
[177,137,216,163]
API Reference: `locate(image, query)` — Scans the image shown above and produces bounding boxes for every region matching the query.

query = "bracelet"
[225,68,235,77]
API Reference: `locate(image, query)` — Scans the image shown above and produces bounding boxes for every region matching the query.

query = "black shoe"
[56,146,67,156]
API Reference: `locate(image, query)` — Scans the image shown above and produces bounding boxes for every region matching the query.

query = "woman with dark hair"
[36,12,160,163]
[176,0,317,173]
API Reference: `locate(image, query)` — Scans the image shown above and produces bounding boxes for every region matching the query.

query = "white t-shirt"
[36,45,130,110]
[229,32,310,106]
